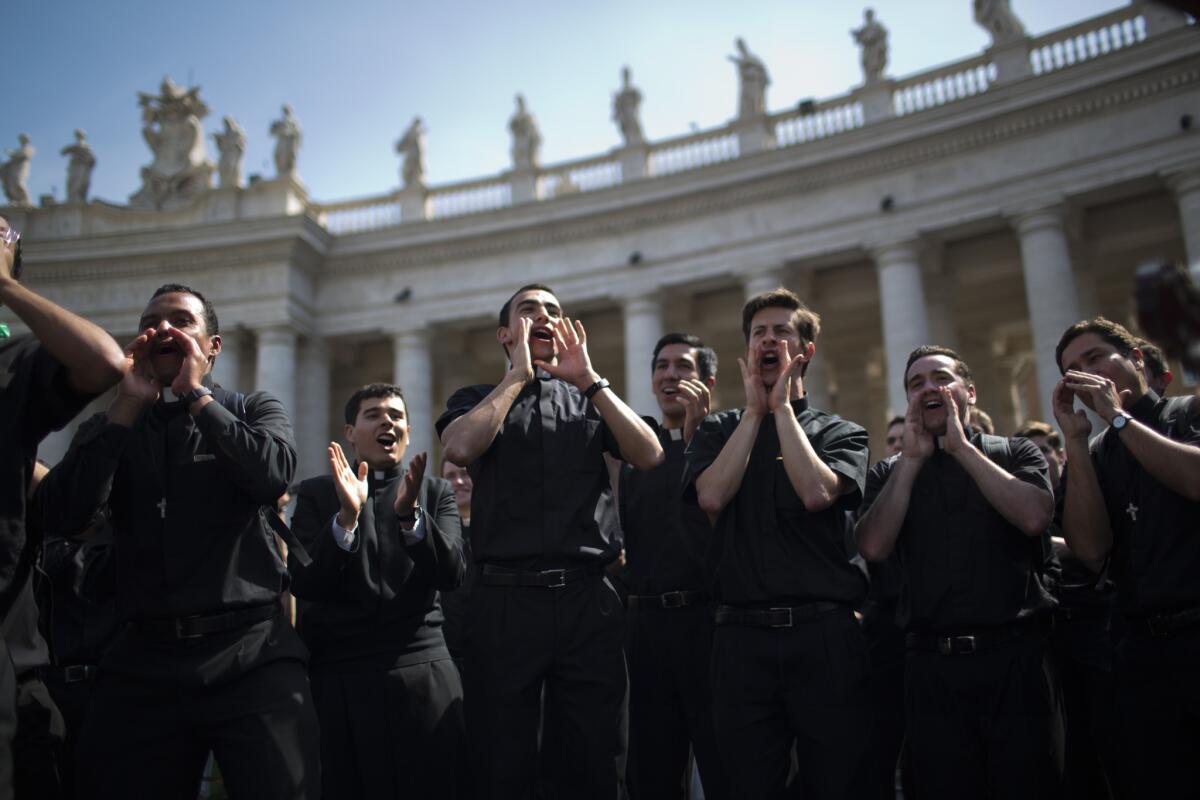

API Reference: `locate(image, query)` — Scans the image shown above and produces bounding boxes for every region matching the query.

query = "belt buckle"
[542,569,567,589]
[1147,616,1171,638]
[768,607,794,628]
[63,665,90,683]
[174,617,205,640]
[938,635,976,655]
[661,591,685,609]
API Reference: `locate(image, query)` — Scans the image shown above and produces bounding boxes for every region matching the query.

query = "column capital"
[740,267,787,299]
[620,293,663,317]
[869,238,920,268]
[1009,202,1067,237]
[1163,164,1200,196]
[390,325,432,347]
[254,324,298,345]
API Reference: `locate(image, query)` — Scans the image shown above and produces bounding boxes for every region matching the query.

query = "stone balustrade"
[1030,6,1147,76]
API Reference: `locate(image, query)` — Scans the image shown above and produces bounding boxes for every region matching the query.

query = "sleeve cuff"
[330,515,357,551]
[401,513,426,546]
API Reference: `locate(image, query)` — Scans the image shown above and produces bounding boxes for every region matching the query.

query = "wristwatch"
[183,386,214,405]
[1111,411,1132,433]
[398,501,421,526]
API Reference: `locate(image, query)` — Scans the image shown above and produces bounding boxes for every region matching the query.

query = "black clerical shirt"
[1082,391,1200,620]
[686,397,870,607]
[0,336,92,611]
[859,434,1056,632]
[435,376,623,568]
[619,419,713,594]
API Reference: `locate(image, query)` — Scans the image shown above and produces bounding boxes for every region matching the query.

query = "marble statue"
[729,38,770,119]
[129,77,214,210]
[395,116,427,189]
[612,66,644,146]
[61,129,96,204]
[213,116,246,189]
[509,94,542,171]
[0,134,34,207]
[852,9,889,83]
[270,104,302,178]
[974,0,1027,44]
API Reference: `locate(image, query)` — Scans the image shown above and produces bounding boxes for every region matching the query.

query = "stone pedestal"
[1012,205,1081,419]
[622,295,664,418]
[873,240,930,416]
[509,170,540,204]
[617,144,649,182]
[735,117,776,156]
[857,79,895,125]
[398,184,430,223]
[241,175,308,219]
[393,328,434,460]
[1139,1,1189,36]
[989,37,1033,83]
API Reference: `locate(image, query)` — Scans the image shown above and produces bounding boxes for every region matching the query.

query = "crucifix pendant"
[157,497,167,519]
[1125,502,1138,522]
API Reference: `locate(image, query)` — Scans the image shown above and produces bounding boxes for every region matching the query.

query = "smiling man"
[687,288,871,800]
[855,344,1060,799]
[437,283,662,799]
[619,333,727,800]
[1053,317,1200,797]
[289,383,466,799]
[36,283,318,799]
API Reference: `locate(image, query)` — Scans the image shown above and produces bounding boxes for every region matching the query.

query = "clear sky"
[8,0,1125,206]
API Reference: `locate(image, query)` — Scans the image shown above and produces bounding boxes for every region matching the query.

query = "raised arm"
[694,356,768,515]
[772,347,847,512]
[1053,378,1113,569]
[398,465,466,592]
[0,233,124,394]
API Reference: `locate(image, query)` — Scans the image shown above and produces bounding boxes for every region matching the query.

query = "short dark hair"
[151,283,220,336]
[344,383,406,425]
[1055,316,1139,374]
[741,288,821,376]
[498,283,557,328]
[886,415,905,430]
[904,345,973,387]
[1138,338,1169,379]
[651,333,718,381]
[1014,419,1062,449]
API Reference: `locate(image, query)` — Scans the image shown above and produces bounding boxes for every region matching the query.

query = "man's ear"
[966,383,978,407]
[495,326,511,358]
[800,341,816,363]
[705,375,717,389]
[208,333,222,361]
[343,423,356,443]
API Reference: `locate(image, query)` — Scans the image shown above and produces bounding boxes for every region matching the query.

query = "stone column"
[1165,167,1200,278]
[296,337,332,481]
[742,268,785,300]
[1012,205,1082,420]
[873,240,930,416]
[211,329,243,390]
[792,272,832,410]
[622,295,664,418]
[254,326,298,422]
[393,328,434,461]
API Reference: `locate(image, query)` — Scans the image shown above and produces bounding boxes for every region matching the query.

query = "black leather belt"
[479,564,605,588]
[1053,606,1110,623]
[906,619,1047,656]
[627,590,710,610]
[39,664,99,684]
[1134,606,1200,638]
[134,603,277,641]
[715,601,844,628]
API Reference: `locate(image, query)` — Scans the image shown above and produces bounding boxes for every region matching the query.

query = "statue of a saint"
[395,116,427,189]
[213,116,246,189]
[129,77,214,210]
[729,38,770,119]
[270,104,302,178]
[509,94,542,171]
[612,66,644,146]
[974,0,1027,45]
[0,134,34,207]
[60,129,96,204]
[852,9,889,84]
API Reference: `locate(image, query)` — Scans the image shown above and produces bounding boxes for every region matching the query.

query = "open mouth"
[376,432,398,448]
[530,328,554,343]
[922,397,945,411]
[760,352,780,368]
[154,341,181,357]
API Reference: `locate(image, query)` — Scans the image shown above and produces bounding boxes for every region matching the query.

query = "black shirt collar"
[1126,390,1160,424]
[789,395,810,414]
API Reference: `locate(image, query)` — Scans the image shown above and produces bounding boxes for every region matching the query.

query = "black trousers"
[905,632,1062,799]
[12,674,64,799]
[625,602,726,800]
[311,657,466,800]
[0,640,13,800]
[1050,619,1115,800]
[1111,626,1200,799]
[74,657,320,800]
[860,603,907,800]
[710,606,871,800]
[464,575,626,800]
[41,670,96,800]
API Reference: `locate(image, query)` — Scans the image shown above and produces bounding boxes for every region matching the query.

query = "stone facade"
[5,5,1198,481]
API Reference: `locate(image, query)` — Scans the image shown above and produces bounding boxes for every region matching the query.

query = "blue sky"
[8,0,1124,205]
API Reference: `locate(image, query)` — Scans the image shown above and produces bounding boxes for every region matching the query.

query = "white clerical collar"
[161,387,183,405]
[667,427,683,441]
[535,367,553,381]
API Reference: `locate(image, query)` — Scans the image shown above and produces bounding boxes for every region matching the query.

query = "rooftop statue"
[974,0,1027,45]
[213,116,246,189]
[61,129,96,204]
[0,133,34,207]
[852,8,889,84]
[612,66,644,146]
[509,94,542,171]
[729,37,770,119]
[395,116,427,189]
[129,77,214,210]
[270,104,302,178]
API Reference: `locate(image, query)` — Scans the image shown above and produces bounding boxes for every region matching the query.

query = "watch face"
[1113,414,1128,429]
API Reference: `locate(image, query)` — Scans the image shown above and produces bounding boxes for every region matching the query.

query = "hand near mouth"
[939,387,970,456]
[508,316,534,383]
[767,342,807,413]
[902,391,934,462]
[394,451,427,521]
[1061,369,1127,424]
[330,442,369,530]
[676,379,711,444]
[162,325,210,396]
[116,328,163,407]
[536,317,598,389]
[738,355,769,417]
[1052,378,1091,442]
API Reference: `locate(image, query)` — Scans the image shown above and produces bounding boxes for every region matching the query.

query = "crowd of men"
[1,213,1199,799]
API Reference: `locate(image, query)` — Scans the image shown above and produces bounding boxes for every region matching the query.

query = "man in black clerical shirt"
[289,383,465,799]
[37,284,319,799]
[437,284,663,799]
[856,345,1060,799]
[1054,317,1200,797]
[0,216,123,800]
[687,288,871,800]
[439,458,474,670]
[620,333,727,800]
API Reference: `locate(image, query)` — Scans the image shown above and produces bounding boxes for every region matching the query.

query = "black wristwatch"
[183,386,214,405]
[584,379,610,400]
[1111,412,1132,433]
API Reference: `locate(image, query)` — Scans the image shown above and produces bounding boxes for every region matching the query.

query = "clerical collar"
[367,464,402,484]
[667,427,683,441]
[158,374,214,406]
[535,367,553,381]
